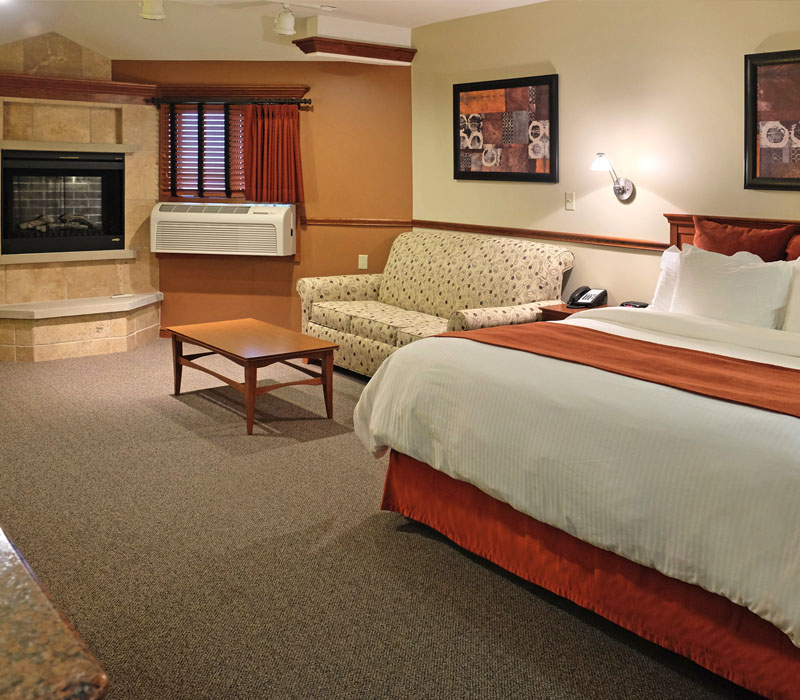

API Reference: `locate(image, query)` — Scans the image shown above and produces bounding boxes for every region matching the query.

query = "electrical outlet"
[358,254,368,270]
[565,192,576,211]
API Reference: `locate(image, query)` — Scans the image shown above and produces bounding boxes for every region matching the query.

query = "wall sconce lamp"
[274,4,297,36]
[590,152,634,202]
[140,0,166,20]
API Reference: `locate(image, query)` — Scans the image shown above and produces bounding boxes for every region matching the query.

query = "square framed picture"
[453,74,558,182]
[745,49,800,189]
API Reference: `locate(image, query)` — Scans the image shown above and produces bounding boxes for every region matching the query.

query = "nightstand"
[540,303,608,321]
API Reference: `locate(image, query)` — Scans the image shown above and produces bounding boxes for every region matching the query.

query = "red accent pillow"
[787,234,800,261]
[692,216,798,262]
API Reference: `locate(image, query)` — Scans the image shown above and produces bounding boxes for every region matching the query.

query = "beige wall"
[411,0,800,303]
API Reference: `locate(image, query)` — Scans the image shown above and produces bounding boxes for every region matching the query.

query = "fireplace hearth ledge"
[0,293,162,362]
[0,292,162,319]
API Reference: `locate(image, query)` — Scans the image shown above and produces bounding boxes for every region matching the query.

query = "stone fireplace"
[0,32,161,362]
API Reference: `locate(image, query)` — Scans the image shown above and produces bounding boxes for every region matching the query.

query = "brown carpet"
[0,339,760,700]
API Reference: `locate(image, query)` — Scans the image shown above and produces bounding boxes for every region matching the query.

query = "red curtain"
[244,104,305,203]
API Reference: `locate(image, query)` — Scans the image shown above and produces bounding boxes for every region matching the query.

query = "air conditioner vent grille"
[156,222,278,254]
[158,204,251,215]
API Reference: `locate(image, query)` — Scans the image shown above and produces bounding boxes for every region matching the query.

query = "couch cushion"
[378,230,574,318]
[310,300,444,346]
[310,302,353,333]
[306,321,396,376]
[396,316,448,347]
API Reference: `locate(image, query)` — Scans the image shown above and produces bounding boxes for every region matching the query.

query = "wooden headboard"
[664,213,800,249]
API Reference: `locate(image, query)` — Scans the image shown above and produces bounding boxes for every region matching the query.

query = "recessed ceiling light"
[140,0,166,20]
[319,4,336,11]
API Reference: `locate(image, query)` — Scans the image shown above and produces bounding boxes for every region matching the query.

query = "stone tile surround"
[0,294,163,362]
[0,32,111,80]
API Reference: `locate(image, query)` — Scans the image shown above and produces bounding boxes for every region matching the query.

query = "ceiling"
[0,0,548,61]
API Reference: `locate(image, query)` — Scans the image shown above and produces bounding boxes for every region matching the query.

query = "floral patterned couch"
[296,229,575,376]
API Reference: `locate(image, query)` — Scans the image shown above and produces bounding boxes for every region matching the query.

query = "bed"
[353,214,800,700]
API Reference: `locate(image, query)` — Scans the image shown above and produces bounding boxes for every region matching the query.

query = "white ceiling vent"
[150,202,295,256]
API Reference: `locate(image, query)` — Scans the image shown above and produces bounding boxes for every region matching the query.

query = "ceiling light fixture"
[274,4,296,36]
[590,152,634,202]
[140,0,166,20]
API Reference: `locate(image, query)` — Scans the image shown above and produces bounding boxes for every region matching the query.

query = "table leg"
[321,350,334,419]
[171,336,183,396]
[245,365,257,435]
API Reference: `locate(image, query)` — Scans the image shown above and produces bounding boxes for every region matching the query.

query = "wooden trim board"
[292,37,416,64]
[413,219,668,252]
[301,217,667,252]
[0,72,157,104]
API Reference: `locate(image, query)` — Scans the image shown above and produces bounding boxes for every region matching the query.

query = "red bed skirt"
[382,451,800,700]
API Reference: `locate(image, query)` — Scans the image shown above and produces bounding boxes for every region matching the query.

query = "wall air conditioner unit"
[150,203,295,256]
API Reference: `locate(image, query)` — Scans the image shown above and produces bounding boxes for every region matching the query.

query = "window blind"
[158,104,245,200]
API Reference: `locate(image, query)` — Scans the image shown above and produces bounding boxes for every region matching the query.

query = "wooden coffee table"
[167,318,338,435]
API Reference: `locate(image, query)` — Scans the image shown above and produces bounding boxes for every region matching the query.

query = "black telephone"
[566,286,608,309]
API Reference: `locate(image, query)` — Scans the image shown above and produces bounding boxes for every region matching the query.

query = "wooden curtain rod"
[152,97,312,106]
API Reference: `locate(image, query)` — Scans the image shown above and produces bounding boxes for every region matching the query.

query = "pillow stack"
[651,245,793,328]
[651,215,800,330]
[787,234,800,262]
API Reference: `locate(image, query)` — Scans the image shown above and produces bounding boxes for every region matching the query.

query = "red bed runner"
[383,451,800,700]
[441,322,800,419]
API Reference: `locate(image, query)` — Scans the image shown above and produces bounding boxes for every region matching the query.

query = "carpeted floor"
[0,339,760,700]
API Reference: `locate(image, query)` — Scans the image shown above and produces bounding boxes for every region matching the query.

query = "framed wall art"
[453,74,558,182]
[745,49,800,189]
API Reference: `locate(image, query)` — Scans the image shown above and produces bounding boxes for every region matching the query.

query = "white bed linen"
[354,307,800,646]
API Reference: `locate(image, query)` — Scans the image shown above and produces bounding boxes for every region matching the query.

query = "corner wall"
[411,0,800,303]
[113,60,412,331]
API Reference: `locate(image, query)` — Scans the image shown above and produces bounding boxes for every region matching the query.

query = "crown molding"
[292,37,416,65]
[0,72,157,104]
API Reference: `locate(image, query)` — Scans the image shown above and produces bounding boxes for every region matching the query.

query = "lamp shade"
[590,153,612,172]
[274,7,296,36]
[140,0,166,20]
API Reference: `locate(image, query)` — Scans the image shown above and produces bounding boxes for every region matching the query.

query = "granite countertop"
[0,528,107,700]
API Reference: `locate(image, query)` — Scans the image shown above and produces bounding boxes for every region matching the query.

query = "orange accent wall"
[112,60,412,331]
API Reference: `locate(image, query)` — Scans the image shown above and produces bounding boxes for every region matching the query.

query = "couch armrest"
[296,274,383,331]
[447,300,563,332]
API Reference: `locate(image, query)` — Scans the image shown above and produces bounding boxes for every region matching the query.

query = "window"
[158,104,245,200]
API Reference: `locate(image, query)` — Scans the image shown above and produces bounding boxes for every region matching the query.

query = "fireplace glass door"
[1,150,125,255]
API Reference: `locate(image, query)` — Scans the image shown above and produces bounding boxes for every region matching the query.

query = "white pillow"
[782,260,800,332]
[670,245,792,328]
[650,245,680,310]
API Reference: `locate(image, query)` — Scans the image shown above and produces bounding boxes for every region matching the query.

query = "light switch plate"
[565,192,576,211]
[358,254,368,270]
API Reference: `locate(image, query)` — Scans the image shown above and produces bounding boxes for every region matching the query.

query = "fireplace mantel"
[0,249,136,265]
[0,140,141,153]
